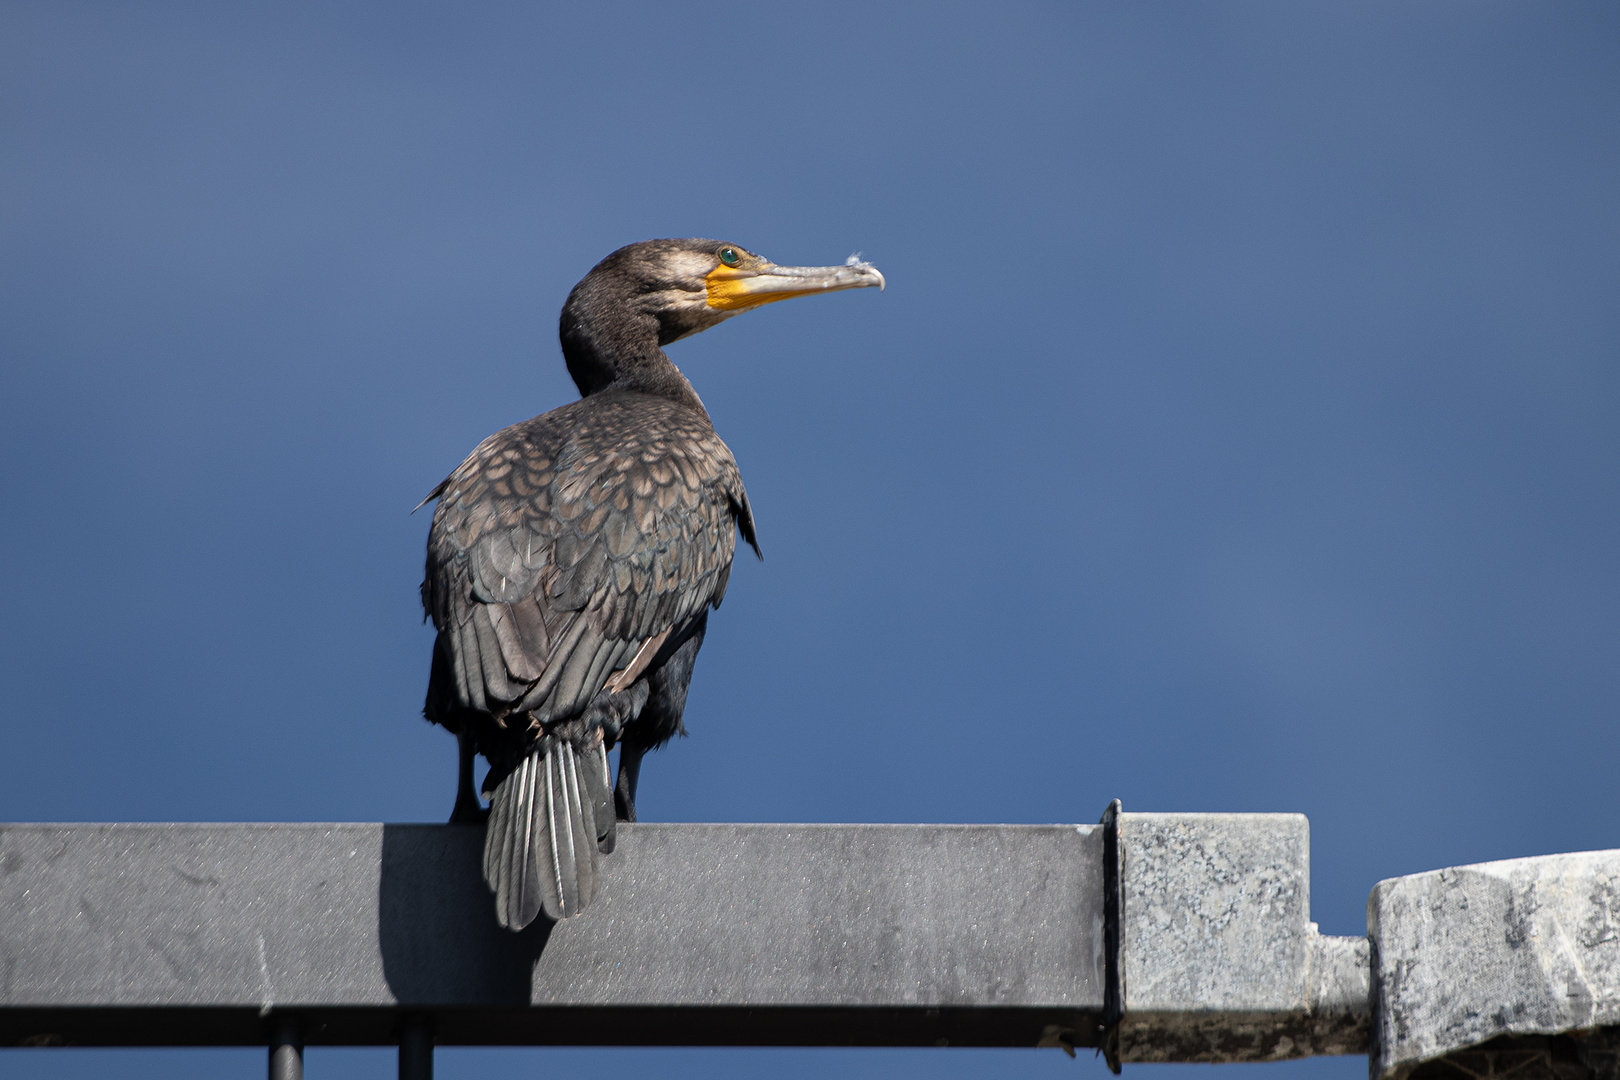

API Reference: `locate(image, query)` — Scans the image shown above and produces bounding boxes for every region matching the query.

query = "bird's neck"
[560,305,708,416]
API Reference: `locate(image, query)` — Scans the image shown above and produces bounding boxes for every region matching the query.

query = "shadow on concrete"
[377,824,550,1006]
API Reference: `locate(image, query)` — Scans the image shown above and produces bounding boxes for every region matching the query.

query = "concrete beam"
[15,815,1620,1079]
[0,815,1371,1058]
[0,822,1105,1048]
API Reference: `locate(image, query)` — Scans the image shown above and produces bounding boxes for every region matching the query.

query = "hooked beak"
[705,256,885,312]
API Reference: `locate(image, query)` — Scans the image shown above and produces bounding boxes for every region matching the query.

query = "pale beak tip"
[845,255,885,292]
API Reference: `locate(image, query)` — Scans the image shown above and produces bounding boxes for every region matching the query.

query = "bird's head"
[560,238,884,398]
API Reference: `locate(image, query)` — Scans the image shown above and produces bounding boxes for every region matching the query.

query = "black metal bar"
[268,1018,301,1080]
[1099,799,1125,1074]
[399,1017,432,1080]
[0,1004,1101,1049]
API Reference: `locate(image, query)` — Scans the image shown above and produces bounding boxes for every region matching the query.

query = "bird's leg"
[614,738,646,822]
[449,728,488,824]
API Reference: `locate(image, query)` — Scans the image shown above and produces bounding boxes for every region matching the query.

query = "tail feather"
[554,741,596,911]
[484,737,601,930]
[487,751,533,926]
[582,737,616,854]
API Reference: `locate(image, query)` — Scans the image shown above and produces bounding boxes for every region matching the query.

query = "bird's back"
[422,389,755,735]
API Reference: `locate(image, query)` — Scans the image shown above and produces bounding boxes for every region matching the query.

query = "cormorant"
[419,238,883,930]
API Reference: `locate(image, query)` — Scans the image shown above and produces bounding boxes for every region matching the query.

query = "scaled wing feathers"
[423,394,748,726]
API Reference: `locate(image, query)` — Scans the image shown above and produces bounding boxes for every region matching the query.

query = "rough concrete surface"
[1370,849,1620,1080]
[1116,813,1369,1062]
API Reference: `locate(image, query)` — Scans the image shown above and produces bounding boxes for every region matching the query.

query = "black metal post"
[400,1017,433,1080]
[1099,799,1125,1075]
[268,1018,302,1080]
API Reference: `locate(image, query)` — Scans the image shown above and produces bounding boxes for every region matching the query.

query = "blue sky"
[2,3,1617,1079]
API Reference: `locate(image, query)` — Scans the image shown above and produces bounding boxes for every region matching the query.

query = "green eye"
[719,247,740,267]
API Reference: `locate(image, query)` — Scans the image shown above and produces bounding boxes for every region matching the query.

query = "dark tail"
[483,733,615,929]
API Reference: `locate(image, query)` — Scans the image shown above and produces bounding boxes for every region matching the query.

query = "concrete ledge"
[0,815,1385,1056]
[1369,848,1620,1080]
[13,817,1620,1072]
[0,822,1104,1047]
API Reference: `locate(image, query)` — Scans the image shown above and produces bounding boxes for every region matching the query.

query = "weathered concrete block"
[1117,812,1369,1062]
[1370,849,1620,1080]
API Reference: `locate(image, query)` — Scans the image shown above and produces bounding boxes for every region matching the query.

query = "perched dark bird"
[419,238,883,930]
